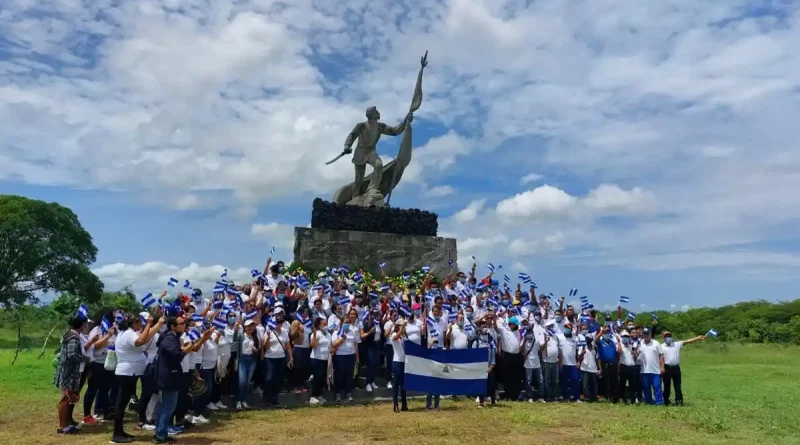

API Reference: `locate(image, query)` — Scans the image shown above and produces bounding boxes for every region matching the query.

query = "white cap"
[274,308,285,315]
[244,320,255,327]
[620,330,630,337]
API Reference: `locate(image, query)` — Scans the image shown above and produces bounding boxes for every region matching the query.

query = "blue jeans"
[334,354,356,397]
[641,373,664,405]
[237,355,257,403]
[155,390,178,439]
[365,345,380,386]
[560,365,580,401]
[525,367,543,400]
[391,362,407,407]
[263,357,285,406]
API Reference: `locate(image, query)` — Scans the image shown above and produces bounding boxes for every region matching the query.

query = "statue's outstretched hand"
[420,51,428,68]
[406,112,414,124]
[343,147,353,155]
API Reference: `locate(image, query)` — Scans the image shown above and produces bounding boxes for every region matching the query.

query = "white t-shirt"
[89,327,114,363]
[266,273,287,292]
[449,325,469,350]
[580,346,599,373]
[333,325,360,355]
[218,327,234,357]
[405,323,422,345]
[660,341,683,366]
[390,331,406,362]
[202,334,219,369]
[264,324,290,359]
[559,334,578,366]
[241,334,256,357]
[311,330,332,360]
[115,329,147,376]
[543,332,561,363]
[383,320,395,345]
[522,334,541,369]
[619,343,636,366]
[639,339,662,374]
[496,319,521,354]
[180,334,192,372]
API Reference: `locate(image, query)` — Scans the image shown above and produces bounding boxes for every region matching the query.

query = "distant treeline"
[1,293,799,346]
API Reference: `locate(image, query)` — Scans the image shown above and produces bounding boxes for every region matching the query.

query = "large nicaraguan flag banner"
[403,341,489,395]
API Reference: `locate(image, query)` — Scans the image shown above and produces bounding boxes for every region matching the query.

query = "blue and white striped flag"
[627,312,636,320]
[448,311,457,323]
[192,314,204,323]
[141,293,156,309]
[518,273,532,284]
[221,268,228,280]
[380,283,390,293]
[338,295,351,306]
[580,295,589,302]
[100,317,111,334]
[707,328,718,337]
[115,312,125,324]
[426,315,439,336]
[619,296,630,304]
[421,265,431,273]
[167,277,179,287]
[339,265,350,274]
[267,317,277,330]
[187,329,201,342]
[245,310,257,320]
[379,261,387,270]
[296,313,313,329]
[76,304,89,320]
[503,274,511,283]
[183,279,191,289]
[399,305,411,318]
[651,312,659,321]
[271,246,276,255]
[487,263,501,273]
[569,288,578,297]
[402,340,489,396]
[212,317,227,330]
[581,302,591,310]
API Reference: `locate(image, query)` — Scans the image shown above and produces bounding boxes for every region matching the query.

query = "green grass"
[1,343,799,444]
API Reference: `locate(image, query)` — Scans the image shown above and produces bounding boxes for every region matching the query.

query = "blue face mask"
[466,312,474,320]
[458,278,466,284]
[413,310,421,317]
[457,320,464,327]
[434,316,441,322]
[410,290,417,296]
[277,294,285,301]
[227,317,236,325]
[665,337,674,346]
[555,316,563,323]
[622,337,631,346]
[342,324,350,333]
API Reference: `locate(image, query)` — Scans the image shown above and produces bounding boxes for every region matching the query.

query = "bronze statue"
[327,51,428,207]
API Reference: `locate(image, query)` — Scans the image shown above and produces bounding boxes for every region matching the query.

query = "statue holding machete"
[326,51,428,207]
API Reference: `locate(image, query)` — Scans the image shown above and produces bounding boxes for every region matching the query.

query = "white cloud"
[519,173,543,185]
[583,184,654,213]
[93,261,253,293]
[426,185,456,198]
[496,185,577,220]
[453,199,486,223]
[251,222,295,250]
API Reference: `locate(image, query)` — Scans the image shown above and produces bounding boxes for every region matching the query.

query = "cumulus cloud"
[519,173,543,185]
[93,262,252,293]
[453,199,486,223]
[426,185,456,198]
[496,185,577,220]
[251,222,295,250]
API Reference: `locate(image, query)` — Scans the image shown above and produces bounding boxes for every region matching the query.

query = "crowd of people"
[54,258,711,443]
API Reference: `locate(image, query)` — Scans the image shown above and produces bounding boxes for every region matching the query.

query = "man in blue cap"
[496,315,523,401]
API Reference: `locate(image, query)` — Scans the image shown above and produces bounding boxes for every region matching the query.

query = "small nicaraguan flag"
[503,274,511,283]
[570,288,578,297]
[339,265,350,274]
[296,313,313,329]
[212,317,227,330]
[448,259,454,268]
[421,265,431,273]
[251,269,260,278]
[267,317,277,330]
[402,340,489,396]
[187,329,201,342]
[338,295,351,306]
[353,272,363,283]
[448,312,457,323]
[141,293,156,309]
[192,314,204,323]
[651,312,659,320]
[580,295,589,302]
[183,279,191,289]
[379,261,387,269]
[519,273,531,284]
[221,268,228,280]
[271,246,276,255]
[213,300,223,310]
[369,291,378,300]
[547,327,557,336]
[100,317,111,334]
[167,277,179,287]
[399,305,411,318]
[619,296,630,304]
[402,272,411,281]
[245,310,257,320]
[227,288,242,297]
[471,255,476,261]
[76,304,89,320]
[627,312,636,320]
[442,303,452,312]
[707,328,718,337]
[380,283,390,292]
[426,315,439,336]
[312,284,323,292]
[115,312,125,324]
[487,263,501,273]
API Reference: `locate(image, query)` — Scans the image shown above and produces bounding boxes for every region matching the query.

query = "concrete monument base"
[293,227,457,278]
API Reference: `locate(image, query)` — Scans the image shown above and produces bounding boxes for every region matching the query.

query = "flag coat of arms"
[403,340,488,395]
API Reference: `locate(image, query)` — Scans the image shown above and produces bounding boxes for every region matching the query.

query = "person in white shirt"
[638,328,664,405]
[578,337,601,402]
[309,317,332,405]
[266,263,288,292]
[447,312,470,350]
[558,323,580,402]
[82,310,116,424]
[389,318,409,412]
[262,309,292,408]
[617,330,639,404]
[110,314,163,444]
[382,310,397,389]
[332,308,361,403]
[195,326,220,417]
[659,330,706,406]
[236,320,260,409]
[209,313,237,410]
[496,315,524,401]
[521,319,544,402]
[541,320,561,402]
[289,308,313,395]
[135,312,161,429]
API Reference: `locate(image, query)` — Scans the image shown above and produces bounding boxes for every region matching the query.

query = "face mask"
[320,325,327,332]
[563,328,572,337]
[343,324,350,333]
[410,290,417,296]
[336,310,344,318]
[457,320,464,327]
[278,294,285,301]
[348,285,356,293]
[665,337,674,346]
[534,315,542,323]
[555,316,563,323]
[278,267,285,273]
[434,315,441,322]
[458,278,466,284]
[622,337,631,345]
[228,317,236,325]
[413,310,421,317]
[466,312,474,321]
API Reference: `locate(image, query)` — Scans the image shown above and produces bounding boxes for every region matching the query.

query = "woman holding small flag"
[309,317,332,405]
[360,308,383,393]
[261,308,293,408]
[110,313,164,443]
[332,308,360,403]
[236,320,260,409]
[289,307,313,394]
[82,309,116,425]
[389,318,409,412]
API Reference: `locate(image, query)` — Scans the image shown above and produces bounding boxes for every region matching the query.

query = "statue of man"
[342,107,413,200]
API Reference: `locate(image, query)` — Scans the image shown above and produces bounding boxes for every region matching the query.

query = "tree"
[0,195,103,307]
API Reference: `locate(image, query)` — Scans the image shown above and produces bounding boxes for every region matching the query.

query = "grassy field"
[1,342,798,445]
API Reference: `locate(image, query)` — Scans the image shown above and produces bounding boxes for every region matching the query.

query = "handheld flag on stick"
[379,261,387,270]
[619,296,630,304]
[627,312,637,320]
[518,272,532,284]
[707,328,718,337]
[183,279,191,289]
[100,317,111,334]
[651,312,659,321]
[141,293,156,309]
[569,288,578,297]
[76,304,89,321]
[167,277,179,287]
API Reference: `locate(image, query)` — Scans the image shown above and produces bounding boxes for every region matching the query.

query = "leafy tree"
[0,195,103,307]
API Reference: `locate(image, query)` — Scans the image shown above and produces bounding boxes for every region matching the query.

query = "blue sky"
[1,0,799,311]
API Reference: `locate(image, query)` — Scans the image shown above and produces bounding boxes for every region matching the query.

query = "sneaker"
[475,397,481,403]
[168,426,183,436]
[386,382,393,389]
[527,399,534,403]
[318,396,327,404]
[366,384,373,393]
[139,423,156,431]
[478,404,484,408]
[347,394,354,402]
[309,397,320,405]
[184,414,195,423]
[215,402,227,409]
[192,415,210,425]
[110,436,134,444]
[235,402,243,410]
[94,414,105,422]
[334,394,341,403]
[241,402,250,409]
[206,403,219,411]
[540,399,547,403]
[152,437,178,444]
[83,415,98,426]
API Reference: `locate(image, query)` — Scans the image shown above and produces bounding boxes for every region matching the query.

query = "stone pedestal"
[293,227,457,278]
